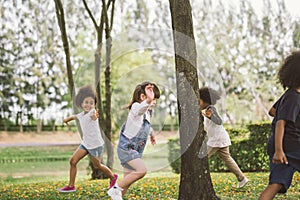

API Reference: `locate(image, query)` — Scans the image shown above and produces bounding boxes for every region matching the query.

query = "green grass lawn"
[1,172,299,199]
[0,145,90,178]
[0,144,171,177]
[1,145,299,199]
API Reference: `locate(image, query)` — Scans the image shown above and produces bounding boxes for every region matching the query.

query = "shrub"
[168,122,271,173]
[167,138,181,174]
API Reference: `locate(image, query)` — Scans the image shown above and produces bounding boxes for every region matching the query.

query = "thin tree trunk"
[82,0,115,179]
[103,0,114,171]
[169,0,220,199]
[53,0,75,99]
[53,0,81,134]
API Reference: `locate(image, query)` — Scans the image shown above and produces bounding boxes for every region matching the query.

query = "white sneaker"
[237,177,249,188]
[107,186,123,200]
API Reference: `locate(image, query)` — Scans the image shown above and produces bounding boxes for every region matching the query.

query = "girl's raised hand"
[145,84,155,100]
[90,109,99,120]
[202,108,213,118]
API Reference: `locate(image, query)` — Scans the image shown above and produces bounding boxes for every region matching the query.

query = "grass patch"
[0,146,78,163]
[0,145,90,179]
[0,172,299,199]
[0,144,170,178]
[0,159,89,176]
[1,145,299,199]
[0,144,171,181]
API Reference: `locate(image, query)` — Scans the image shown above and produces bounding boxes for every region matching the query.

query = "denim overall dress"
[117,114,151,170]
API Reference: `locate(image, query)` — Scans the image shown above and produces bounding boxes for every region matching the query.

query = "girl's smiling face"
[81,97,95,113]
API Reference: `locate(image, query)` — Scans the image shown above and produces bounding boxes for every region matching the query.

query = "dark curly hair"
[75,85,97,108]
[278,51,300,89]
[199,87,221,105]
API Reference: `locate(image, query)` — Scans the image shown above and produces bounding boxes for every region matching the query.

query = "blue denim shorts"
[268,156,297,193]
[80,144,103,158]
[117,133,143,170]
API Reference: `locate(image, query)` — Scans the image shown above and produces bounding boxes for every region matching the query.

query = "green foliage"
[167,138,181,174]
[110,48,171,133]
[1,0,299,127]
[168,122,272,173]
[226,126,249,140]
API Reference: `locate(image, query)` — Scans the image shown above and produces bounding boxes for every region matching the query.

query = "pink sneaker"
[109,174,118,189]
[58,185,76,193]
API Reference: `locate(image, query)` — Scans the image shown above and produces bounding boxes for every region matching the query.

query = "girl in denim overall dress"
[108,82,160,200]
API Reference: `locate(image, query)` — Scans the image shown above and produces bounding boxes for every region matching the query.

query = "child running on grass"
[259,51,300,200]
[199,87,249,188]
[58,85,118,193]
[107,81,160,200]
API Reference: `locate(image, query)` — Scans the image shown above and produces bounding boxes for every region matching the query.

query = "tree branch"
[82,0,99,30]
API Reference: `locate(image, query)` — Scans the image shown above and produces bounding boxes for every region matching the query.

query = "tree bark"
[103,0,114,170]
[53,0,75,99]
[53,0,81,134]
[169,0,220,199]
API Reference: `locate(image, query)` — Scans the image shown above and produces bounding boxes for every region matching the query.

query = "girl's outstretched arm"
[63,115,77,128]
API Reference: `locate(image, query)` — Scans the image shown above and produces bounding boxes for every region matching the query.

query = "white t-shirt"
[204,116,231,148]
[76,109,104,149]
[123,100,151,139]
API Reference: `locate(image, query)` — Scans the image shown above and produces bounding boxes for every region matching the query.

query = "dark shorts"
[268,156,297,193]
[80,144,103,158]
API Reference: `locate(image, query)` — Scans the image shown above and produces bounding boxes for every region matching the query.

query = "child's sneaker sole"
[58,186,76,193]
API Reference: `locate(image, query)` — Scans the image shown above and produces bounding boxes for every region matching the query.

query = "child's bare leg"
[259,183,283,200]
[120,167,133,195]
[69,148,87,186]
[118,158,147,195]
[91,156,114,180]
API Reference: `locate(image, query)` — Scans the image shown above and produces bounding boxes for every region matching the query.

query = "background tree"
[169,0,219,199]
[53,0,75,100]
[0,0,68,131]
[192,0,300,124]
[53,0,118,179]
[2,0,299,130]
[81,0,116,179]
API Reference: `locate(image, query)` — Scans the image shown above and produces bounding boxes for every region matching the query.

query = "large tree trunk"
[169,0,220,199]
